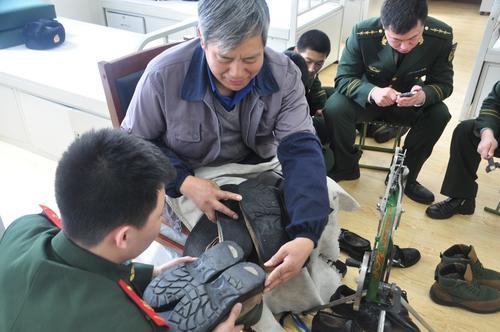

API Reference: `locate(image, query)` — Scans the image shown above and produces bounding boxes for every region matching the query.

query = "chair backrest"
[98,42,181,128]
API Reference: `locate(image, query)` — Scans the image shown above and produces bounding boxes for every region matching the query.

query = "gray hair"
[198,0,270,51]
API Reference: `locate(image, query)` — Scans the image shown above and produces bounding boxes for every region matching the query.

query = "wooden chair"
[356,121,406,172]
[98,43,190,253]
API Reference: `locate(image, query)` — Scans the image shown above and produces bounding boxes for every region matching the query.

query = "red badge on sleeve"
[118,279,170,328]
[39,204,62,229]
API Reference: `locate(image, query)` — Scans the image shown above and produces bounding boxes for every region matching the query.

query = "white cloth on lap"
[167,157,359,331]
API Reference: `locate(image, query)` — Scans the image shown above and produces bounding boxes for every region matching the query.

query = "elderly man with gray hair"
[123,0,353,329]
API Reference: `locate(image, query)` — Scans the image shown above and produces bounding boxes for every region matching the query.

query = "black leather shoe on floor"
[392,245,421,268]
[425,197,475,220]
[338,228,371,261]
[404,181,434,204]
[312,311,355,332]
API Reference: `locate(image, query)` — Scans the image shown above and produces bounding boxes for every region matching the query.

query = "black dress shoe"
[312,311,355,332]
[392,245,421,268]
[338,229,371,261]
[373,125,410,144]
[404,181,435,204]
[425,197,475,219]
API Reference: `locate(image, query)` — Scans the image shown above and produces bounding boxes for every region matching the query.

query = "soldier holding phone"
[323,0,456,205]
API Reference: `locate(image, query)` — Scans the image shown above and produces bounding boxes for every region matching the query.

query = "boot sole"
[429,284,500,314]
[144,241,244,310]
[167,262,266,332]
[239,179,289,267]
[426,208,475,220]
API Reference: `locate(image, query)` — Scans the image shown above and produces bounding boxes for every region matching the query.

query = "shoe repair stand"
[484,157,500,216]
[304,148,436,332]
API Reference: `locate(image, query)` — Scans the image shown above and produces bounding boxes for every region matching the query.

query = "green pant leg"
[323,92,370,173]
[441,120,500,199]
[401,102,451,183]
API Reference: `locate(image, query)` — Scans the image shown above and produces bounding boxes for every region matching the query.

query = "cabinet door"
[145,16,197,41]
[341,0,364,43]
[68,110,111,138]
[106,10,146,33]
[19,93,76,159]
[469,63,500,119]
[0,85,30,145]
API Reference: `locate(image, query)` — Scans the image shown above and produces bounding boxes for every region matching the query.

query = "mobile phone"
[399,91,416,98]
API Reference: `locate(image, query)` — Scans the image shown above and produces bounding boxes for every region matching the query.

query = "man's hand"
[180,176,242,221]
[396,85,426,107]
[212,303,243,332]
[371,87,399,107]
[314,109,324,117]
[477,128,498,159]
[152,256,197,278]
[263,237,314,292]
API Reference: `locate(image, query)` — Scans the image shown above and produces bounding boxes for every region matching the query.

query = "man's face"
[298,48,327,78]
[384,21,424,54]
[202,35,264,96]
[128,189,164,258]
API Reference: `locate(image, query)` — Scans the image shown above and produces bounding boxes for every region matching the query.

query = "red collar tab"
[39,204,62,229]
[118,279,170,328]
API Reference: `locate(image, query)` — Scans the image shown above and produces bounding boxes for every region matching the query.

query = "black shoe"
[328,168,360,182]
[373,125,410,144]
[404,181,434,204]
[338,229,371,261]
[392,245,421,268]
[425,197,475,219]
[312,311,355,332]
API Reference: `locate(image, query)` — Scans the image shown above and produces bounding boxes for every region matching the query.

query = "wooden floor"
[315,1,500,331]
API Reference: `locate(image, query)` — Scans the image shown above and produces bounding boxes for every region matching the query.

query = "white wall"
[50,0,104,25]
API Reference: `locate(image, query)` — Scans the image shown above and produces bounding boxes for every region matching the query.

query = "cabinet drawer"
[106,10,146,34]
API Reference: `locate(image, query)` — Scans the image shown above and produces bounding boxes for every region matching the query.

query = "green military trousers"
[323,92,451,183]
[441,119,500,199]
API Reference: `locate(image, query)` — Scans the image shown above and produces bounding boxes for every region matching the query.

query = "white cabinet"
[105,10,146,33]
[468,63,500,118]
[462,1,500,119]
[341,0,365,43]
[18,93,111,159]
[0,85,30,146]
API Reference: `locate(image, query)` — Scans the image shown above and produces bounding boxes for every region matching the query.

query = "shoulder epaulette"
[118,279,170,328]
[423,17,453,40]
[39,204,62,229]
[355,18,383,39]
[356,27,384,39]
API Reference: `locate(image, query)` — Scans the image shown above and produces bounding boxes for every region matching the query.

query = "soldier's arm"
[334,26,376,107]
[308,76,327,112]
[421,33,455,107]
[474,80,500,137]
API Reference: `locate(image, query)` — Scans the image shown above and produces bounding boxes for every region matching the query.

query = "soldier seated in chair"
[426,80,500,219]
[323,0,456,206]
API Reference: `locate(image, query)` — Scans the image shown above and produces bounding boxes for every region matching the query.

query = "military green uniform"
[441,80,500,198]
[0,212,170,332]
[324,17,456,182]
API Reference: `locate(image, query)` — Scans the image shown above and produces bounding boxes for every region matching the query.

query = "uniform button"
[378,29,383,33]
[424,26,429,30]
